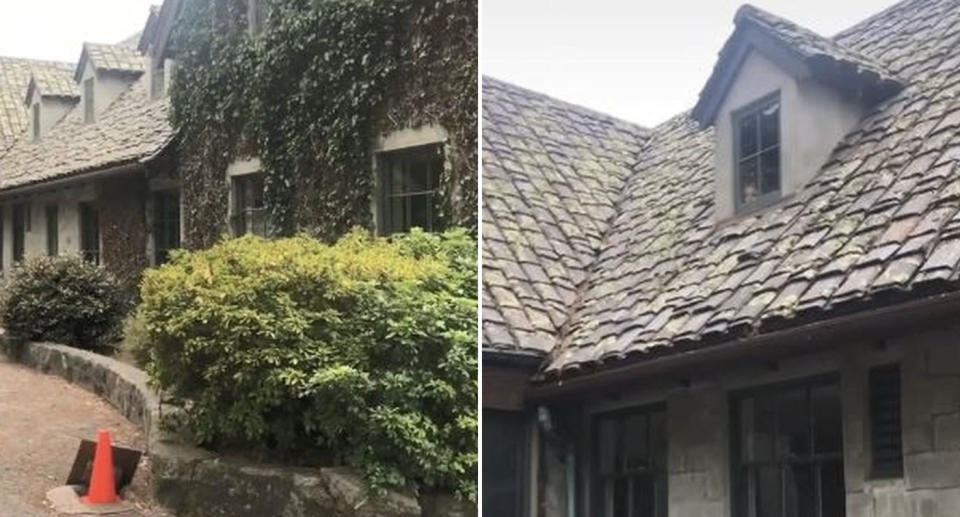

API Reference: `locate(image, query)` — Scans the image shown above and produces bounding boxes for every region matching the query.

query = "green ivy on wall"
[169,0,478,248]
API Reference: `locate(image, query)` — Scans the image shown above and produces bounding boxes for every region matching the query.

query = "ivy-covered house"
[484,1,960,516]
[0,0,475,290]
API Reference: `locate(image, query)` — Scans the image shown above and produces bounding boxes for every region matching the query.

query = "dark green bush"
[139,228,477,500]
[2,255,129,349]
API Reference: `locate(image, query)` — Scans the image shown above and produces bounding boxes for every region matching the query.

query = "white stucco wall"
[713,50,864,221]
[79,61,134,120]
[0,183,97,271]
[30,97,75,139]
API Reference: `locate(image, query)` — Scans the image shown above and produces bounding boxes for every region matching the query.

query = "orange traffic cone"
[81,429,118,504]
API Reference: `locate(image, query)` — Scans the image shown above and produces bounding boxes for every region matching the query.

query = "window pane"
[739,157,760,205]
[650,410,667,470]
[613,477,629,517]
[633,476,655,517]
[761,148,780,196]
[755,465,782,517]
[623,413,649,471]
[408,193,433,231]
[812,384,842,455]
[743,395,776,463]
[760,101,780,149]
[820,461,845,517]
[598,417,618,475]
[740,114,759,157]
[776,387,811,460]
[784,464,816,517]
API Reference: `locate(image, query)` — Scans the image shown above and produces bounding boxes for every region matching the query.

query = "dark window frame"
[231,172,269,237]
[592,403,668,517]
[79,202,100,265]
[869,364,903,479]
[153,190,180,265]
[730,373,845,517]
[733,91,781,214]
[12,203,26,264]
[482,410,529,517]
[45,204,58,256]
[376,143,443,235]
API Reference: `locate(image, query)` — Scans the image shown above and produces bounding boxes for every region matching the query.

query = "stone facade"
[527,322,960,517]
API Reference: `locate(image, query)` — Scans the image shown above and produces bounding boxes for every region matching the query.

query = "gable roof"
[0,57,75,154]
[25,61,78,105]
[692,4,903,126]
[482,77,650,357]
[0,73,172,191]
[74,42,145,81]
[484,0,960,380]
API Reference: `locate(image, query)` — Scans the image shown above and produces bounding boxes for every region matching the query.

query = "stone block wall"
[844,324,960,517]
[666,387,730,517]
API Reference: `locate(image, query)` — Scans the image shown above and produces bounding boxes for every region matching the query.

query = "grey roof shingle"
[482,77,649,356]
[0,57,75,152]
[78,43,146,80]
[0,74,172,189]
[483,0,960,376]
[27,61,78,101]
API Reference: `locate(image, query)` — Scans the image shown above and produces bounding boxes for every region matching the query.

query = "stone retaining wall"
[2,338,424,517]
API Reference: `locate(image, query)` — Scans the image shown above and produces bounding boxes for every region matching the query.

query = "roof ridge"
[482,75,650,134]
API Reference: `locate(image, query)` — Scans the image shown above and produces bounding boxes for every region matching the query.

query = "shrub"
[139,228,477,500]
[2,255,129,349]
[118,310,151,368]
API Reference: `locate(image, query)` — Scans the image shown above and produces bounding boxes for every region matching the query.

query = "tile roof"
[78,42,146,80]
[0,57,74,152]
[483,0,960,377]
[693,4,904,124]
[482,77,650,356]
[27,61,78,101]
[0,74,172,189]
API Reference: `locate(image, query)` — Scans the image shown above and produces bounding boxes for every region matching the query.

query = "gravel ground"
[0,356,173,517]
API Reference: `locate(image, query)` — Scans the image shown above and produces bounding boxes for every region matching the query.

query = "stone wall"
[2,338,425,517]
[666,386,730,517]
[548,322,960,517]
[844,325,960,517]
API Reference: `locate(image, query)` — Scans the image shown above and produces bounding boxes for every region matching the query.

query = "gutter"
[0,161,143,199]
[527,288,960,401]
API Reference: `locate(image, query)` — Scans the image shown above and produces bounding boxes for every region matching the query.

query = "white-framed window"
[376,143,443,235]
[734,92,781,213]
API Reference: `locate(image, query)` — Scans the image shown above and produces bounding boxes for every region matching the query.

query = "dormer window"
[83,78,94,123]
[735,93,780,213]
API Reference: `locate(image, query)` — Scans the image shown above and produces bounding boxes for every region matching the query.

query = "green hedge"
[139,229,477,500]
[2,255,129,349]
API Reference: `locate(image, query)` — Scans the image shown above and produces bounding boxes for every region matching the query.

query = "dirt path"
[0,357,171,516]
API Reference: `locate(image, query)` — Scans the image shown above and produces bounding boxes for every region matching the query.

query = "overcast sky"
[483,0,901,126]
[0,0,156,63]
